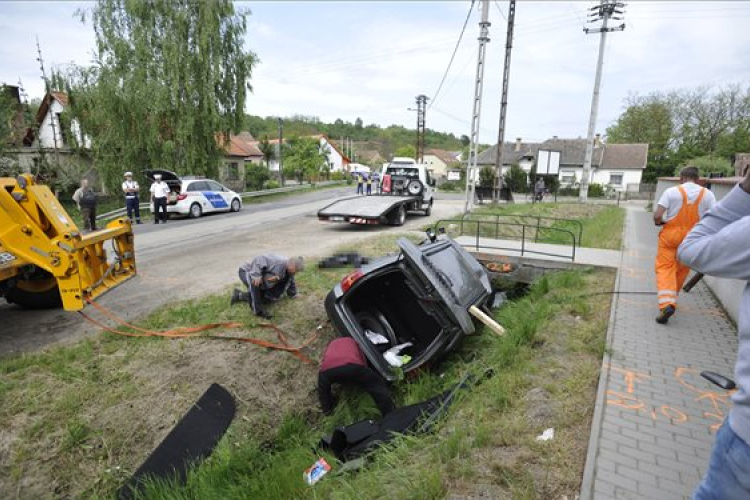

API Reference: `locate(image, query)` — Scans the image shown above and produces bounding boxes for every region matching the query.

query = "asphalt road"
[1,187,465,354]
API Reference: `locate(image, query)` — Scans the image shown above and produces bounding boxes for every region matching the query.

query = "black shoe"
[656,305,675,324]
[154,221,159,224]
[136,220,142,224]
[230,289,241,306]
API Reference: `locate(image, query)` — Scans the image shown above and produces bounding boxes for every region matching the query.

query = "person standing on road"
[534,177,546,202]
[679,165,750,500]
[366,173,373,195]
[318,337,394,416]
[122,172,142,224]
[149,174,170,224]
[231,254,303,319]
[652,166,716,324]
[72,178,98,232]
[356,173,364,195]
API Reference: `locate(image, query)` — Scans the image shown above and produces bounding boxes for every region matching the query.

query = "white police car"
[145,170,242,219]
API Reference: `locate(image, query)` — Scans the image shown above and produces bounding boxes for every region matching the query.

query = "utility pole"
[415,94,429,163]
[464,0,491,213]
[493,0,516,202]
[277,118,285,186]
[36,36,60,167]
[579,0,625,203]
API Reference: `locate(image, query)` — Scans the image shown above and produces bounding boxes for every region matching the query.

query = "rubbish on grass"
[365,329,389,345]
[383,342,412,367]
[536,428,555,442]
[318,252,370,269]
[304,458,331,485]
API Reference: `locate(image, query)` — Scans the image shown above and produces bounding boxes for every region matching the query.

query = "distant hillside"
[245,114,467,165]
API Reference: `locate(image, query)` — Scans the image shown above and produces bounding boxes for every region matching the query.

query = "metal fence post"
[521,225,526,256]
[534,216,541,243]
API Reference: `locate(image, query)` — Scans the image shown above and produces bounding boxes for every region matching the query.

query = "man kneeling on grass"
[230,254,303,319]
[318,338,394,416]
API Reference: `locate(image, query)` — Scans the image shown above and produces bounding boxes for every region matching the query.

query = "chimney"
[552,135,558,140]
[515,137,522,152]
[595,133,601,147]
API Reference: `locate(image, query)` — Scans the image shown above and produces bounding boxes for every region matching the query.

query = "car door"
[186,181,211,212]
[207,181,233,211]
[397,237,492,334]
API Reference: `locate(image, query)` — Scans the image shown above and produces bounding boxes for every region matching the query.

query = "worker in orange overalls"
[652,166,716,324]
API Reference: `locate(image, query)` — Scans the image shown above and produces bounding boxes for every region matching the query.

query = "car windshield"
[386,166,419,178]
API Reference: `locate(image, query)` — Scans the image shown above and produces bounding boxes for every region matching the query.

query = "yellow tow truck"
[0,174,136,311]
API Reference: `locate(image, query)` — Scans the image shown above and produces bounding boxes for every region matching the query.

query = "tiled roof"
[218,132,263,157]
[601,143,648,169]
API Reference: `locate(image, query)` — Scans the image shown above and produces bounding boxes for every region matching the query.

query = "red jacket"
[320,338,366,372]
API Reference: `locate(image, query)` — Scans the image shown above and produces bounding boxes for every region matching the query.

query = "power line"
[429,0,476,110]
[494,1,507,21]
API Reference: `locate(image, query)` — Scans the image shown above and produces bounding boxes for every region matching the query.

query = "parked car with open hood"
[325,235,493,381]
[144,169,242,219]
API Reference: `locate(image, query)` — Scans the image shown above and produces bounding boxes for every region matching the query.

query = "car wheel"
[424,200,432,216]
[230,198,241,212]
[189,203,202,218]
[389,205,406,226]
[355,310,398,350]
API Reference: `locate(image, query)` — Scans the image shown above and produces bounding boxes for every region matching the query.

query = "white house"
[260,135,351,173]
[36,92,91,149]
[476,136,649,192]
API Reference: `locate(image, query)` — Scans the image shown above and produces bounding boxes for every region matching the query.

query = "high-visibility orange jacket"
[655,185,706,310]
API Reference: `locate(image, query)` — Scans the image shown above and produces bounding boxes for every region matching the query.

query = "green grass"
[241,182,346,205]
[0,233,614,499]
[445,202,625,250]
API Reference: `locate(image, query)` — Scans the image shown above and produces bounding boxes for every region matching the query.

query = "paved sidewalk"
[580,207,738,500]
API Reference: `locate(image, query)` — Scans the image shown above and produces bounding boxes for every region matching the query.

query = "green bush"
[588,183,605,197]
[438,180,464,192]
[479,166,495,188]
[503,164,528,193]
[675,155,734,177]
[330,171,346,181]
[265,180,280,190]
[245,164,271,191]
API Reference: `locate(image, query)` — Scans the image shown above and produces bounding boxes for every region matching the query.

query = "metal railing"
[96,181,343,221]
[459,212,583,247]
[435,218,578,261]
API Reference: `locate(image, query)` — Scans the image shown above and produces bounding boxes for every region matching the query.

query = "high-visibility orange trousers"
[655,235,691,310]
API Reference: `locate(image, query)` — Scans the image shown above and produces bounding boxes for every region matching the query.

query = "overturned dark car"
[325,236,493,382]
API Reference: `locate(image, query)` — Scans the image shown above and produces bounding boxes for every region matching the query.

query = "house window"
[226,162,239,180]
[56,113,68,146]
[609,172,624,186]
[561,170,576,185]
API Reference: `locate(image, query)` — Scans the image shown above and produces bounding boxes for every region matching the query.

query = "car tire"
[406,179,424,196]
[355,310,398,350]
[424,200,432,216]
[230,198,241,212]
[189,203,202,218]
[389,205,406,226]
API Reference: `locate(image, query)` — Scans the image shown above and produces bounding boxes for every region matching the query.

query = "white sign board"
[536,150,561,175]
[447,170,461,181]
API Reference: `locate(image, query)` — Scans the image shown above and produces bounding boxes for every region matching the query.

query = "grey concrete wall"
[657,178,744,324]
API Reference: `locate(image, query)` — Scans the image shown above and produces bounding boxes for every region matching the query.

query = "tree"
[284,137,327,183]
[354,117,363,130]
[479,166,495,188]
[675,155,734,177]
[258,137,275,168]
[394,144,416,159]
[60,0,255,193]
[503,163,528,193]
[460,134,470,147]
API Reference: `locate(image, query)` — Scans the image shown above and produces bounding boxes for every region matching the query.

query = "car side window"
[188,181,209,191]
[207,181,225,192]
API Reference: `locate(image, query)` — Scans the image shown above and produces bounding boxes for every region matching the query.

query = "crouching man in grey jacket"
[678,167,750,500]
[231,255,304,320]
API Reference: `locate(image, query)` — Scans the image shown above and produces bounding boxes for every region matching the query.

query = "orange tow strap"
[78,298,321,364]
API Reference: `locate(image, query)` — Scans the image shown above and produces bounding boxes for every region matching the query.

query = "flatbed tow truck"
[317,161,435,226]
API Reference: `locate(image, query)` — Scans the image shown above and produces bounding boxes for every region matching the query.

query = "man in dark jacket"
[230,254,303,319]
[318,337,394,416]
[72,178,98,232]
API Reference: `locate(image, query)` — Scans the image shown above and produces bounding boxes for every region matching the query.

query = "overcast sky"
[2,1,750,145]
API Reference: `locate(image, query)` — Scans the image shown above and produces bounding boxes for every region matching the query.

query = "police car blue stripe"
[202,192,229,209]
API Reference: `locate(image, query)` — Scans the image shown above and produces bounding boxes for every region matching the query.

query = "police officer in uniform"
[122,172,142,224]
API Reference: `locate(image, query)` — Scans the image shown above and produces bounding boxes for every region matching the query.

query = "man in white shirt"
[121,172,141,224]
[652,166,716,324]
[149,174,171,224]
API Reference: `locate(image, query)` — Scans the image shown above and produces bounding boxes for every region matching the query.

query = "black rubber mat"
[117,383,236,499]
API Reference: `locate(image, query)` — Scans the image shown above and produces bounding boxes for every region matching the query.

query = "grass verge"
[0,233,614,499]
[441,202,625,250]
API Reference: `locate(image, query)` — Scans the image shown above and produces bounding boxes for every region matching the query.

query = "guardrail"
[460,212,583,247]
[435,218,578,261]
[96,181,343,221]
